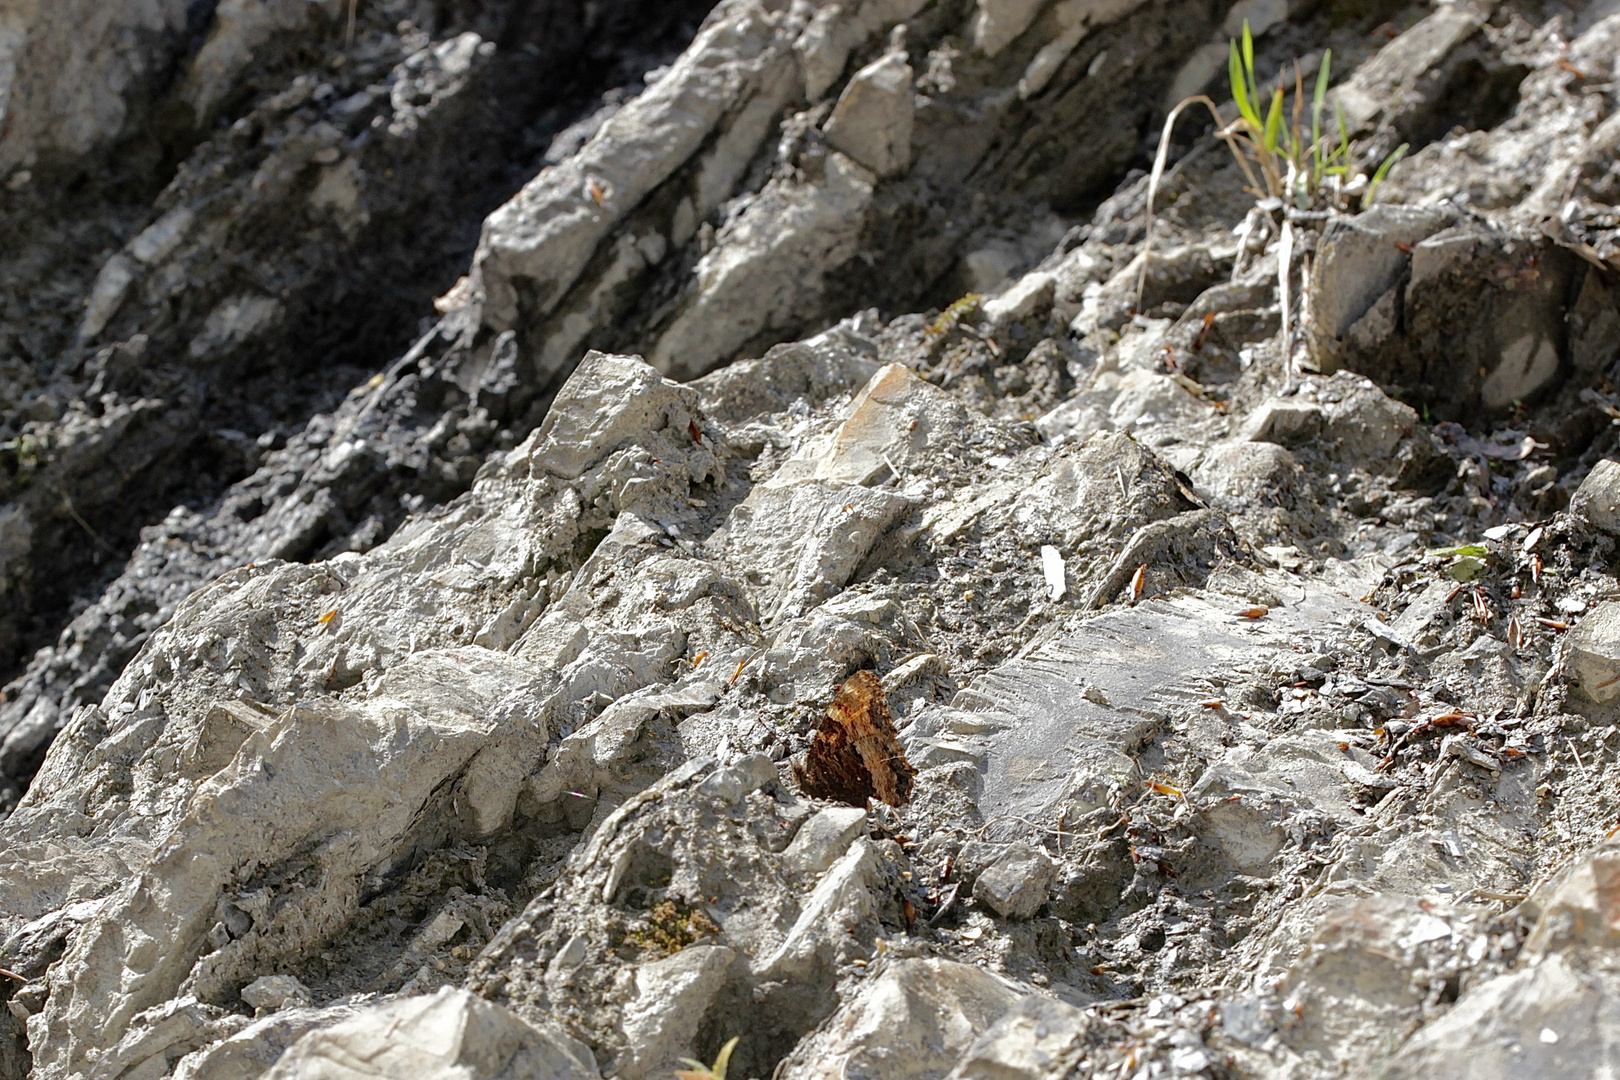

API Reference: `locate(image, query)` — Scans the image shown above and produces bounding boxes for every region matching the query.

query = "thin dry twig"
[1570,737,1592,779]
[1138,96,1257,311]
[58,482,116,555]
[1278,218,1294,376]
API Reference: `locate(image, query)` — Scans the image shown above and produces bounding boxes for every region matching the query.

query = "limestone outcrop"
[4,0,1620,1077]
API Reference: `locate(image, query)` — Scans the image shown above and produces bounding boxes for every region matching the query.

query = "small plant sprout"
[1138,22,1411,319]
[675,1037,740,1080]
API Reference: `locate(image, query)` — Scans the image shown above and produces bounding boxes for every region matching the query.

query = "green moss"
[926,293,982,340]
[623,899,719,956]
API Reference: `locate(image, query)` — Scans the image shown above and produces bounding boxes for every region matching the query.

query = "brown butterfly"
[792,670,916,807]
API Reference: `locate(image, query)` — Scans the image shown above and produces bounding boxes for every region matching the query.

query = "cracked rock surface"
[6,0,1620,1077]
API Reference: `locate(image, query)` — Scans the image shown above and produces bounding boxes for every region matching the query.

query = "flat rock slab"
[915,580,1371,831]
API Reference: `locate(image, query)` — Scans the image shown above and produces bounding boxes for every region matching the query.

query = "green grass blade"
[1312,50,1330,146]
[712,1037,740,1080]
[1263,87,1284,154]
[1229,41,1259,128]
[1366,142,1409,204]
[1242,21,1255,84]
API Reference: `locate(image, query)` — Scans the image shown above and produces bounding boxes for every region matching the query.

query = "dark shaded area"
[0,0,717,682]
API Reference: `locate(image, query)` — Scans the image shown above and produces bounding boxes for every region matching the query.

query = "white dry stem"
[1298,248,1313,364]
[1232,211,1255,281]
[1138,97,1258,312]
[1278,219,1294,378]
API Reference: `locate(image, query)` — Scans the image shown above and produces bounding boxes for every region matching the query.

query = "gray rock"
[172,1002,366,1080]
[823,51,915,178]
[529,351,700,480]
[795,0,929,102]
[1307,205,1456,374]
[16,647,558,1078]
[778,959,1020,1080]
[1381,956,1619,1080]
[1193,440,1299,508]
[647,151,877,378]
[982,272,1057,325]
[1240,399,1325,447]
[944,994,1090,1080]
[971,0,1047,56]
[1316,216,1582,420]
[473,0,803,338]
[1332,2,1494,135]
[616,946,737,1080]
[0,0,198,176]
[1569,601,1620,704]
[263,988,599,1080]
[239,975,313,1014]
[1571,460,1620,535]
[782,806,868,874]
[973,843,1056,920]
[697,753,778,804]
[724,479,911,622]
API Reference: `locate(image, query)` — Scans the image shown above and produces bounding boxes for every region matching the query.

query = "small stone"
[982,272,1055,324]
[822,51,914,178]
[1193,440,1298,507]
[1307,205,1455,372]
[972,842,1056,920]
[943,993,1088,1079]
[783,806,868,873]
[1169,1045,1211,1073]
[971,0,1047,56]
[1571,460,1620,535]
[1239,399,1324,447]
[1569,601,1620,704]
[697,753,777,804]
[240,974,314,1013]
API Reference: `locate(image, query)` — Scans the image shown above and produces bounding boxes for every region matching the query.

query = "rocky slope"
[5,0,1620,1077]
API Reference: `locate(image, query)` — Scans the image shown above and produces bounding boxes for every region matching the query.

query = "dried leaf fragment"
[1041,545,1066,601]
[1236,606,1269,619]
[792,670,916,807]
